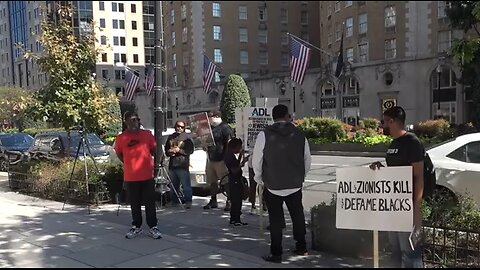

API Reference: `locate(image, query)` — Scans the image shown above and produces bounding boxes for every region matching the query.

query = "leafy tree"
[0,87,33,131]
[220,74,251,124]
[447,1,480,124]
[23,3,121,135]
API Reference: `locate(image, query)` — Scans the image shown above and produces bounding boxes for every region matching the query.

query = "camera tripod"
[62,130,101,214]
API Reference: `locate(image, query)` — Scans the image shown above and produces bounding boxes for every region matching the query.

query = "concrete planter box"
[310,143,388,153]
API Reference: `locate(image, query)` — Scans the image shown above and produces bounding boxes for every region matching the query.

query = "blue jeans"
[168,169,192,203]
[388,231,423,268]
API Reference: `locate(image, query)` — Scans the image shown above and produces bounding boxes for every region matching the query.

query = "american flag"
[290,37,312,85]
[144,65,154,96]
[203,54,217,94]
[124,69,139,101]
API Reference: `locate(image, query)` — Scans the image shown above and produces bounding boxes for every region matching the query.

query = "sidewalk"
[0,175,371,268]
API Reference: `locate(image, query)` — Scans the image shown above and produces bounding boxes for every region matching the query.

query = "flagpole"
[287,32,334,58]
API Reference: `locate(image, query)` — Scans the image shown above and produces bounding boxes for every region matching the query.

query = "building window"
[301,32,309,42]
[100,35,107,45]
[131,4,136,13]
[214,49,223,63]
[280,8,288,24]
[301,10,308,24]
[214,72,220,82]
[102,53,107,62]
[118,3,124,12]
[112,2,117,12]
[120,20,125,29]
[239,28,248,42]
[259,7,267,21]
[115,70,126,80]
[281,31,288,45]
[120,37,126,46]
[258,30,268,44]
[182,27,187,43]
[113,19,118,29]
[173,74,177,87]
[335,23,341,41]
[346,17,353,37]
[183,51,189,65]
[335,1,341,12]
[328,2,333,16]
[345,1,353,7]
[172,53,176,68]
[171,9,175,24]
[438,1,450,18]
[358,42,368,62]
[240,50,249,64]
[281,53,289,66]
[385,38,396,59]
[346,47,354,62]
[181,4,187,19]
[133,54,138,63]
[132,21,137,30]
[359,13,367,34]
[438,30,452,52]
[213,26,222,41]
[99,1,105,11]
[259,51,268,65]
[133,37,138,46]
[213,2,221,17]
[385,6,396,28]
[328,32,333,45]
[172,31,176,46]
[100,18,105,28]
[113,36,119,46]
[239,6,247,20]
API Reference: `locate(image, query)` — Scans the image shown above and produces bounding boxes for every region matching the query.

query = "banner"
[243,107,274,150]
[187,112,215,148]
[336,166,413,232]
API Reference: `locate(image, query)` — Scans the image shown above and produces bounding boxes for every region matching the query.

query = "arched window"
[209,91,219,104]
[341,77,360,126]
[430,66,456,123]
[319,80,337,118]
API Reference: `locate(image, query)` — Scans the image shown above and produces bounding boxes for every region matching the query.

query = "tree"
[446,1,480,125]
[0,87,33,131]
[23,4,121,135]
[220,74,252,124]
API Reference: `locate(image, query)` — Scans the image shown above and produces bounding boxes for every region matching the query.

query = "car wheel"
[0,158,8,172]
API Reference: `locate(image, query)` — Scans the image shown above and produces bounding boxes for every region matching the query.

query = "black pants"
[265,189,306,257]
[248,168,267,208]
[229,177,244,222]
[126,179,157,228]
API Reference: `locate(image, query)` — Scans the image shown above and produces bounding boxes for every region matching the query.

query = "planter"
[310,205,389,258]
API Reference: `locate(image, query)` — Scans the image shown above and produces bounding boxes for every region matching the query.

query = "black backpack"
[423,152,436,198]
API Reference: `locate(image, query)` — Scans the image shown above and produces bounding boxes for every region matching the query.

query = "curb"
[311,151,386,158]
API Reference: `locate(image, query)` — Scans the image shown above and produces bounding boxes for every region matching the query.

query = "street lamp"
[436,64,442,118]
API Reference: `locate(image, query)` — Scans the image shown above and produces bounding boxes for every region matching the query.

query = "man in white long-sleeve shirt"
[252,104,311,263]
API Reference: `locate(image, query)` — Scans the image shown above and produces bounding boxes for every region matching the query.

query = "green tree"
[447,1,480,124]
[220,74,251,124]
[23,4,121,135]
[0,87,33,131]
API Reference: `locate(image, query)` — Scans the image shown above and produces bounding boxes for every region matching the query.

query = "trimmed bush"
[297,117,347,142]
[413,119,451,139]
[359,118,380,130]
[220,74,251,124]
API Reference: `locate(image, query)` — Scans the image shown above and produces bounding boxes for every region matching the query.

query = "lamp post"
[436,64,442,118]
[175,95,179,118]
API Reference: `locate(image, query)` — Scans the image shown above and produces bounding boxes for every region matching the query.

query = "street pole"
[154,1,165,176]
[436,65,442,119]
[175,95,179,118]
[293,85,296,120]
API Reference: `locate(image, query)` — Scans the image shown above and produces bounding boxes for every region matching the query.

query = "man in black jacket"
[165,121,195,209]
[203,111,233,210]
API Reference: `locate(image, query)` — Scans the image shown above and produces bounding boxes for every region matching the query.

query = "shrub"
[297,117,347,142]
[104,136,116,145]
[414,119,451,139]
[359,118,380,130]
[101,163,124,195]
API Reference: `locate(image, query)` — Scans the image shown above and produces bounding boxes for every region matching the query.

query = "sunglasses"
[129,117,140,121]
[176,125,185,128]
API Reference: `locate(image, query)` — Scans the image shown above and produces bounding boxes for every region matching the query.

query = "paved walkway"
[0,175,372,268]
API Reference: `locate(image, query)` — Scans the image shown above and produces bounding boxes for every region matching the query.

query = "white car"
[427,132,480,204]
[149,128,209,195]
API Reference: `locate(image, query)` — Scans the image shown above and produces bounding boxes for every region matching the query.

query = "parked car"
[0,133,34,171]
[427,132,480,205]
[29,131,114,164]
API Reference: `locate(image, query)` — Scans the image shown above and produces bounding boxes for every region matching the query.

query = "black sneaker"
[231,221,248,227]
[262,254,282,263]
[203,200,218,210]
[292,248,308,256]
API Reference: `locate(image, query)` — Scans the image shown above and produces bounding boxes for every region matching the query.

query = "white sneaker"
[149,226,162,239]
[125,226,142,239]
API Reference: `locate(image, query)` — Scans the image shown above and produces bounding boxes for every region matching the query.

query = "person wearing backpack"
[370,106,426,268]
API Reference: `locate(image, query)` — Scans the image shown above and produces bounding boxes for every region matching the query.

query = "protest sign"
[187,112,214,148]
[336,166,413,232]
[243,107,274,150]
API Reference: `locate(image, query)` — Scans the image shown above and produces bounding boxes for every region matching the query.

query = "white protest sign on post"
[235,108,244,140]
[243,107,274,150]
[336,166,413,232]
